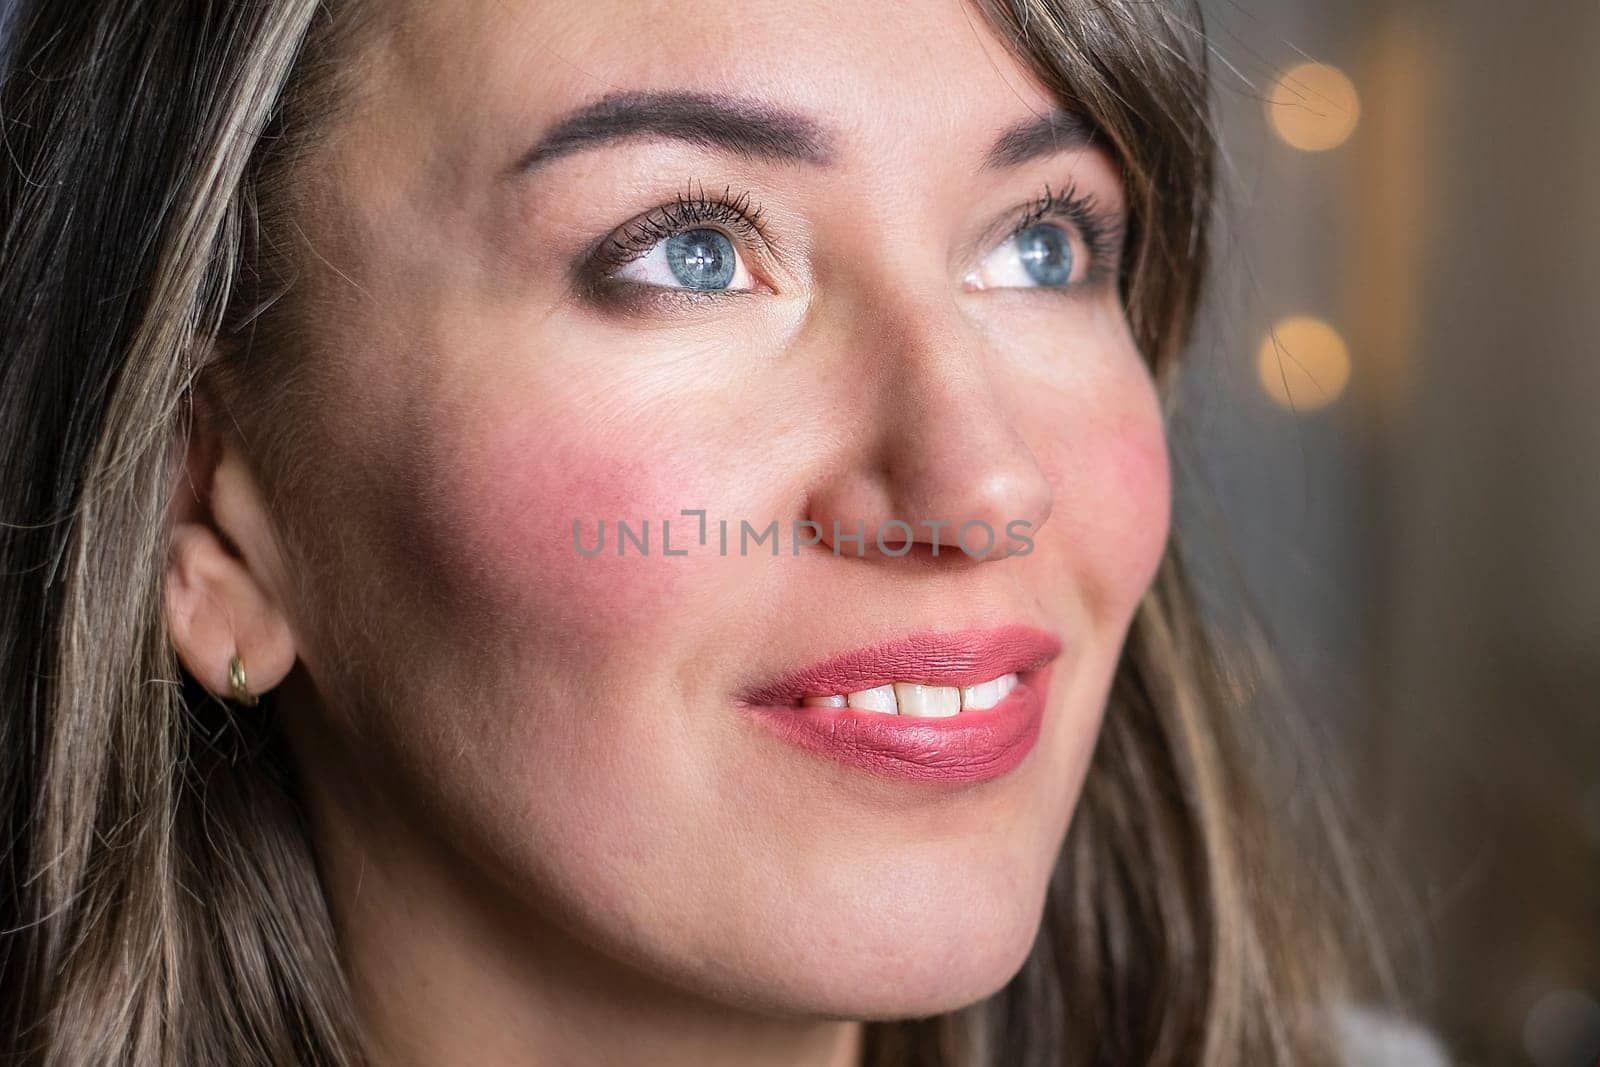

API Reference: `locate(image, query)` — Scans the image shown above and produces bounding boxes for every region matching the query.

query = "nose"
[804,294,1054,563]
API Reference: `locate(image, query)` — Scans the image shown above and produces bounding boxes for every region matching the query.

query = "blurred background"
[1176,1,1599,1064]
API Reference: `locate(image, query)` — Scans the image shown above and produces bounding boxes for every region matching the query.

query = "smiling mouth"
[789,671,1020,717]
[739,625,1063,783]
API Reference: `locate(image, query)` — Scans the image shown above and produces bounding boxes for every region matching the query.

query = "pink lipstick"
[740,625,1063,783]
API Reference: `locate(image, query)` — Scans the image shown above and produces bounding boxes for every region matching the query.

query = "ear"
[164,386,297,704]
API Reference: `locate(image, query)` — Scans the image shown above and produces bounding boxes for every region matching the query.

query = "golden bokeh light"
[1267,62,1361,151]
[1257,317,1351,411]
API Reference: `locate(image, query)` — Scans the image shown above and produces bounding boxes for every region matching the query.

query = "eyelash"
[579,179,1122,301]
[585,181,772,281]
[1005,181,1123,288]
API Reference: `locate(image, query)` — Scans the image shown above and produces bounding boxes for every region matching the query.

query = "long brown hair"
[0,1,1371,1063]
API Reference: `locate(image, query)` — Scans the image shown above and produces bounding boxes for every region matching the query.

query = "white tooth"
[893,683,960,719]
[801,695,847,708]
[997,673,1018,697]
[846,685,898,714]
[960,678,1002,711]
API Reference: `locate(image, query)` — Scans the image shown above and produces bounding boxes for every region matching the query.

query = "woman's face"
[269,0,1169,1021]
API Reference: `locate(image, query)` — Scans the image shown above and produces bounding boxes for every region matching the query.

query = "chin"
[809,907,1045,1021]
[685,857,1056,1023]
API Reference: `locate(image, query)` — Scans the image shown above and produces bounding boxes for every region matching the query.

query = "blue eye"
[965,221,1085,291]
[1015,224,1074,287]
[665,229,736,290]
[616,226,752,292]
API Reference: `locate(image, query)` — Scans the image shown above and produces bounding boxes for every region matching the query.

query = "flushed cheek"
[423,426,728,646]
[1103,409,1172,589]
[1034,399,1171,617]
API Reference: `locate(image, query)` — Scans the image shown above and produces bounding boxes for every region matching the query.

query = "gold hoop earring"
[228,653,259,707]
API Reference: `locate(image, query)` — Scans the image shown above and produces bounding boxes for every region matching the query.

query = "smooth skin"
[164,1,1172,1064]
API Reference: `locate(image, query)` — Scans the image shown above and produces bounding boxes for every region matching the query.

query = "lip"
[740,625,1063,783]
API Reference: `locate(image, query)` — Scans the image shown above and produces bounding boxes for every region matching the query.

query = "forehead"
[362,0,1064,170]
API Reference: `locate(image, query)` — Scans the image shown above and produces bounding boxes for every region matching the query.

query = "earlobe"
[163,404,297,705]
[164,521,295,703]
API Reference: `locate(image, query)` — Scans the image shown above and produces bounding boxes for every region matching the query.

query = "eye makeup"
[588,182,774,279]
[990,181,1125,291]
[572,182,778,313]
[570,175,1128,313]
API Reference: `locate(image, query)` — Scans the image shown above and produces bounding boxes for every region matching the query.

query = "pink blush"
[1033,405,1171,602]
[1094,417,1172,590]
[423,424,715,634]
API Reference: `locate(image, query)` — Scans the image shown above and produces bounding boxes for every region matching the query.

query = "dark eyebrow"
[982,108,1098,170]
[509,90,838,174]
